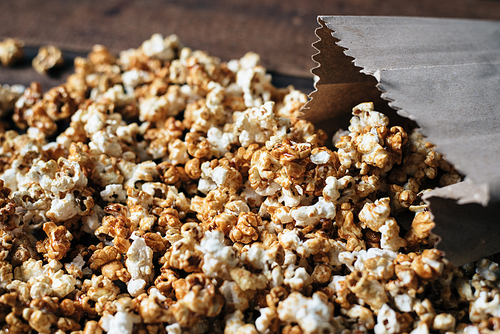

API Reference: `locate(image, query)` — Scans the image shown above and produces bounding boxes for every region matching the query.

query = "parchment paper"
[303,16,500,265]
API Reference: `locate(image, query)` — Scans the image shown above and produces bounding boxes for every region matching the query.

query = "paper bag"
[302,16,500,265]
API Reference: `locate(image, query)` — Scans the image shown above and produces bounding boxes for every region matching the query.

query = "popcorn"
[32,45,64,74]
[229,212,261,244]
[432,313,456,332]
[100,184,127,202]
[0,84,24,117]
[141,34,180,61]
[277,292,335,334]
[290,197,335,228]
[220,280,254,312]
[0,38,24,66]
[172,273,225,320]
[283,264,312,291]
[339,247,397,273]
[198,230,238,279]
[476,258,500,281]
[374,304,401,334]
[125,238,153,296]
[469,290,500,322]
[0,261,13,288]
[344,304,375,330]
[224,310,259,334]
[346,270,388,311]
[13,259,76,299]
[1,32,491,334]
[230,267,267,291]
[359,198,407,251]
[122,68,154,89]
[84,274,120,309]
[255,307,278,333]
[99,298,141,334]
[233,101,286,147]
[36,222,73,260]
[207,126,237,157]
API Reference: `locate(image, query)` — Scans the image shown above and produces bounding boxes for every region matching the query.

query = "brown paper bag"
[302,16,500,265]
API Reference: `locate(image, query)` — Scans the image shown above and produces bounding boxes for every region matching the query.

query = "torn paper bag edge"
[302,16,500,265]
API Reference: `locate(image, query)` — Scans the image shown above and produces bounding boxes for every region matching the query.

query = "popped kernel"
[0,38,24,66]
[32,45,64,74]
[0,84,24,117]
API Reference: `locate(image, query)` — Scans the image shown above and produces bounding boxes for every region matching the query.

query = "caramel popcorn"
[0,84,24,117]
[1,32,496,334]
[32,45,64,74]
[0,38,24,66]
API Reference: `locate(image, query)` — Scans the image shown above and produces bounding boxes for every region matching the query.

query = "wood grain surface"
[1,0,499,91]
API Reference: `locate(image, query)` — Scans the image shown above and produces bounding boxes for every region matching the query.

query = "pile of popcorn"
[0,34,498,334]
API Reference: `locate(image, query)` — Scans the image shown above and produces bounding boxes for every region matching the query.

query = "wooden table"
[1,0,499,92]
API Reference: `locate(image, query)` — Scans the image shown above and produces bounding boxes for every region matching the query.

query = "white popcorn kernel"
[82,205,104,234]
[220,280,251,312]
[432,313,456,332]
[0,262,13,288]
[15,259,76,299]
[197,230,238,278]
[127,279,147,297]
[166,323,182,334]
[168,139,190,165]
[476,258,500,281]
[462,325,481,334]
[327,240,347,266]
[277,292,334,334]
[198,178,217,195]
[30,280,52,299]
[51,270,77,298]
[207,127,236,157]
[374,304,400,334]
[47,192,81,222]
[338,248,397,273]
[346,305,375,330]
[255,307,277,333]
[310,150,331,165]
[349,102,389,134]
[100,300,141,334]
[0,168,18,192]
[224,310,258,334]
[291,197,335,228]
[139,96,168,122]
[90,131,123,157]
[198,161,217,194]
[359,198,406,251]
[275,206,293,224]
[284,266,312,291]
[141,33,178,61]
[125,238,153,297]
[225,200,250,216]
[100,184,127,203]
[255,181,281,197]
[122,69,153,90]
[279,230,306,256]
[410,323,430,334]
[233,101,280,147]
[212,166,229,187]
[322,176,342,203]
[394,293,414,313]
[66,254,85,272]
[469,290,500,322]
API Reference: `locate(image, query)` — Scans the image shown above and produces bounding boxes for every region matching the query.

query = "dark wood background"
[1,0,499,92]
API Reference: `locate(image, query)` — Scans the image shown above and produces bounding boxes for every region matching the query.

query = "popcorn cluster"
[0,34,497,334]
